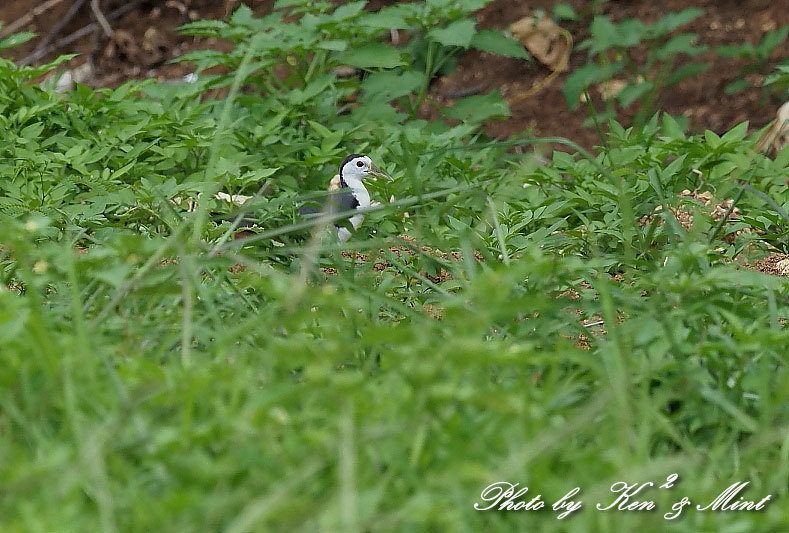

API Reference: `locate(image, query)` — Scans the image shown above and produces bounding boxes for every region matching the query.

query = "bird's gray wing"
[298,204,322,216]
[298,190,358,220]
[329,190,359,232]
[332,189,359,213]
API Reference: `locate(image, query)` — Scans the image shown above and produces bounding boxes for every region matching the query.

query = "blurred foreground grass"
[1,2,789,531]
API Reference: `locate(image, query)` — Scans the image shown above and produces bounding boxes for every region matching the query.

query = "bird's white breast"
[337,182,368,242]
[343,176,371,208]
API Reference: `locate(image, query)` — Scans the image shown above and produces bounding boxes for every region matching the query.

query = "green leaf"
[361,71,424,102]
[756,26,789,59]
[112,161,136,181]
[764,63,789,86]
[29,54,78,77]
[317,40,348,51]
[553,3,578,21]
[616,81,654,108]
[349,101,407,124]
[660,113,687,138]
[288,74,334,104]
[721,121,749,143]
[655,33,706,60]
[562,62,624,110]
[661,154,688,182]
[704,129,723,149]
[20,122,45,140]
[331,1,367,21]
[443,91,510,122]
[308,120,334,138]
[587,17,644,55]
[665,62,709,86]
[724,79,750,95]
[273,0,309,8]
[454,0,490,10]
[648,8,705,38]
[717,43,754,60]
[177,20,228,37]
[338,44,404,68]
[358,6,412,30]
[429,20,477,48]
[230,4,255,26]
[775,143,789,167]
[235,168,279,187]
[0,31,36,50]
[471,30,529,59]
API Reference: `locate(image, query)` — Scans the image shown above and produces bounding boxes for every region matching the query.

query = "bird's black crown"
[338,153,367,186]
[339,153,366,174]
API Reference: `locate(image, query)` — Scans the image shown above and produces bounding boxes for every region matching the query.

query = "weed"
[563,8,708,129]
[765,60,789,99]
[718,25,789,95]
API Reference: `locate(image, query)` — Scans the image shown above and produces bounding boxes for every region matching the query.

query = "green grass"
[1,2,789,531]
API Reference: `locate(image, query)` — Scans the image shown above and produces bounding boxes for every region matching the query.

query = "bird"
[299,154,391,242]
[193,154,390,241]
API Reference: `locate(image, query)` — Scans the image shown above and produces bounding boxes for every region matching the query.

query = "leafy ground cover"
[1,1,788,531]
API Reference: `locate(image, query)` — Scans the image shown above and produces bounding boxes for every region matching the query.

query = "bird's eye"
[356,161,364,168]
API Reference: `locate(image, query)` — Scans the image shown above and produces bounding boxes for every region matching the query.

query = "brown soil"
[0,0,271,84]
[2,0,786,139]
[441,0,789,146]
[752,253,789,276]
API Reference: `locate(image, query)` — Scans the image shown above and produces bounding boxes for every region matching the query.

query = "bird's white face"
[343,156,373,181]
[341,155,390,182]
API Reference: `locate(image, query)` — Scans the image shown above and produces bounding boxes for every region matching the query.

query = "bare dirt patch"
[1,0,787,148]
[437,0,789,147]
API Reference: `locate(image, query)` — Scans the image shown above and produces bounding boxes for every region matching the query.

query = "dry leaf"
[105,27,170,67]
[509,13,572,72]
[142,27,170,66]
[106,29,139,62]
[757,100,789,154]
[752,253,789,276]
[597,79,627,100]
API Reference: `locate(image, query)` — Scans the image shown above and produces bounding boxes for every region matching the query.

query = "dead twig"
[433,84,486,101]
[165,1,188,16]
[0,0,71,38]
[22,0,89,66]
[89,17,102,63]
[756,101,789,155]
[19,0,145,66]
[90,0,114,38]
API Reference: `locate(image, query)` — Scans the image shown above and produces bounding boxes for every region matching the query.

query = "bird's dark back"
[298,189,359,221]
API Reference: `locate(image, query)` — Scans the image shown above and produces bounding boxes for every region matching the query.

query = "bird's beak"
[369,164,392,180]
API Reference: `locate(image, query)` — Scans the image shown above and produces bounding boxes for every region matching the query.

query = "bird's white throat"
[342,175,371,208]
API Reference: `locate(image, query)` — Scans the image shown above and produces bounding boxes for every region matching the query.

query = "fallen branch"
[21,0,88,66]
[19,0,146,66]
[0,0,71,38]
[90,0,113,38]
